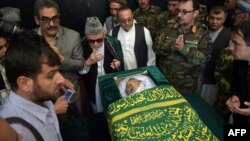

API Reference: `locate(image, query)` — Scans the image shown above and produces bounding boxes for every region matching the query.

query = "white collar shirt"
[110,23,155,70]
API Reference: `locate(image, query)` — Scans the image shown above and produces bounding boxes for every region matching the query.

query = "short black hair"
[209,5,227,17]
[109,0,127,7]
[179,0,200,10]
[232,20,250,46]
[5,30,61,90]
[117,6,133,18]
[34,0,60,17]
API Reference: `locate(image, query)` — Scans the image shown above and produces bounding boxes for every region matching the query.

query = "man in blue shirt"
[0,30,74,141]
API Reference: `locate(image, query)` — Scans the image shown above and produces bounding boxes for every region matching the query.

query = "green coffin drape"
[98,66,220,141]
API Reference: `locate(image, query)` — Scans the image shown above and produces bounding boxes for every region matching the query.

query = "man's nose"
[56,72,66,84]
[49,20,56,26]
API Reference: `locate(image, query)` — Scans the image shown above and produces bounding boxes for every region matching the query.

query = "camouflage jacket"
[154,23,209,93]
[197,4,208,25]
[214,47,234,94]
[157,11,178,30]
[213,47,234,117]
[133,5,162,39]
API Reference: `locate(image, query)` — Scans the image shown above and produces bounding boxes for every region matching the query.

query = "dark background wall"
[1,0,224,36]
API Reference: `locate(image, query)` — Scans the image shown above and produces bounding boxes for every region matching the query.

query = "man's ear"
[34,16,40,26]
[193,9,199,19]
[16,76,33,92]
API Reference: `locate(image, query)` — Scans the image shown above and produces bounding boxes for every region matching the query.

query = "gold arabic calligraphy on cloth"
[108,85,219,141]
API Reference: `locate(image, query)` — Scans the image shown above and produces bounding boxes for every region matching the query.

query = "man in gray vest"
[110,6,156,70]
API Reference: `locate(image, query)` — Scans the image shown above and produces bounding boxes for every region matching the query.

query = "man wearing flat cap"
[80,16,124,113]
[232,0,250,26]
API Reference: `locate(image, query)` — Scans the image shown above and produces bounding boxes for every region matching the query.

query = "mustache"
[46,26,57,31]
[177,18,185,25]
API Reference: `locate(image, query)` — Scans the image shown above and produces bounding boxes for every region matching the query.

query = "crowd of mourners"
[1,0,250,140]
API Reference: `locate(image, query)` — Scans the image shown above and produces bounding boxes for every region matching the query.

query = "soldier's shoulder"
[196,24,208,35]
[159,26,177,37]
[150,5,162,13]
[133,8,141,15]
[158,11,167,18]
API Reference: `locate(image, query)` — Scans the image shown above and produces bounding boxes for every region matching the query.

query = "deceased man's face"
[125,78,141,95]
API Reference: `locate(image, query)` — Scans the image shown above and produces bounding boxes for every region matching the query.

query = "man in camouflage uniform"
[196,3,208,24]
[214,0,250,120]
[214,48,233,119]
[133,0,162,39]
[157,0,179,30]
[154,0,209,94]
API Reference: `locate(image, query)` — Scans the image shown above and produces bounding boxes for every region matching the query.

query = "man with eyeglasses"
[157,0,180,30]
[79,17,124,113]
[110,7,155,71]
[34,0,85,116]
[133,0,162,39]
[154,0,209,94]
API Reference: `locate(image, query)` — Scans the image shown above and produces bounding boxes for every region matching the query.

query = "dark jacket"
[203,27,231,84]
[232,60,250,125]
[81,35,124,103]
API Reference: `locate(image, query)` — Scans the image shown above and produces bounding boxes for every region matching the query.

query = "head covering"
[236,0,250,13]
[118,74,156,98]
[0,7,21,23]
[85,16,104,35]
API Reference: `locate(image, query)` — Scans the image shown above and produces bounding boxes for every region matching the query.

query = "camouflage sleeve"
[214,48,234,93]
[153,28,174,56]
[178,34,209,65]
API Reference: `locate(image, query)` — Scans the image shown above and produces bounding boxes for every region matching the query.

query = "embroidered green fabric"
[107,85,218,141]
[99,66,219,140]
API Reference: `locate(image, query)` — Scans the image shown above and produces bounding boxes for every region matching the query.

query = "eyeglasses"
[168,3,178,7]
[39,15,60,24]
[119,18,133,24]
[87,38,104,44]
[177,9,195,15]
